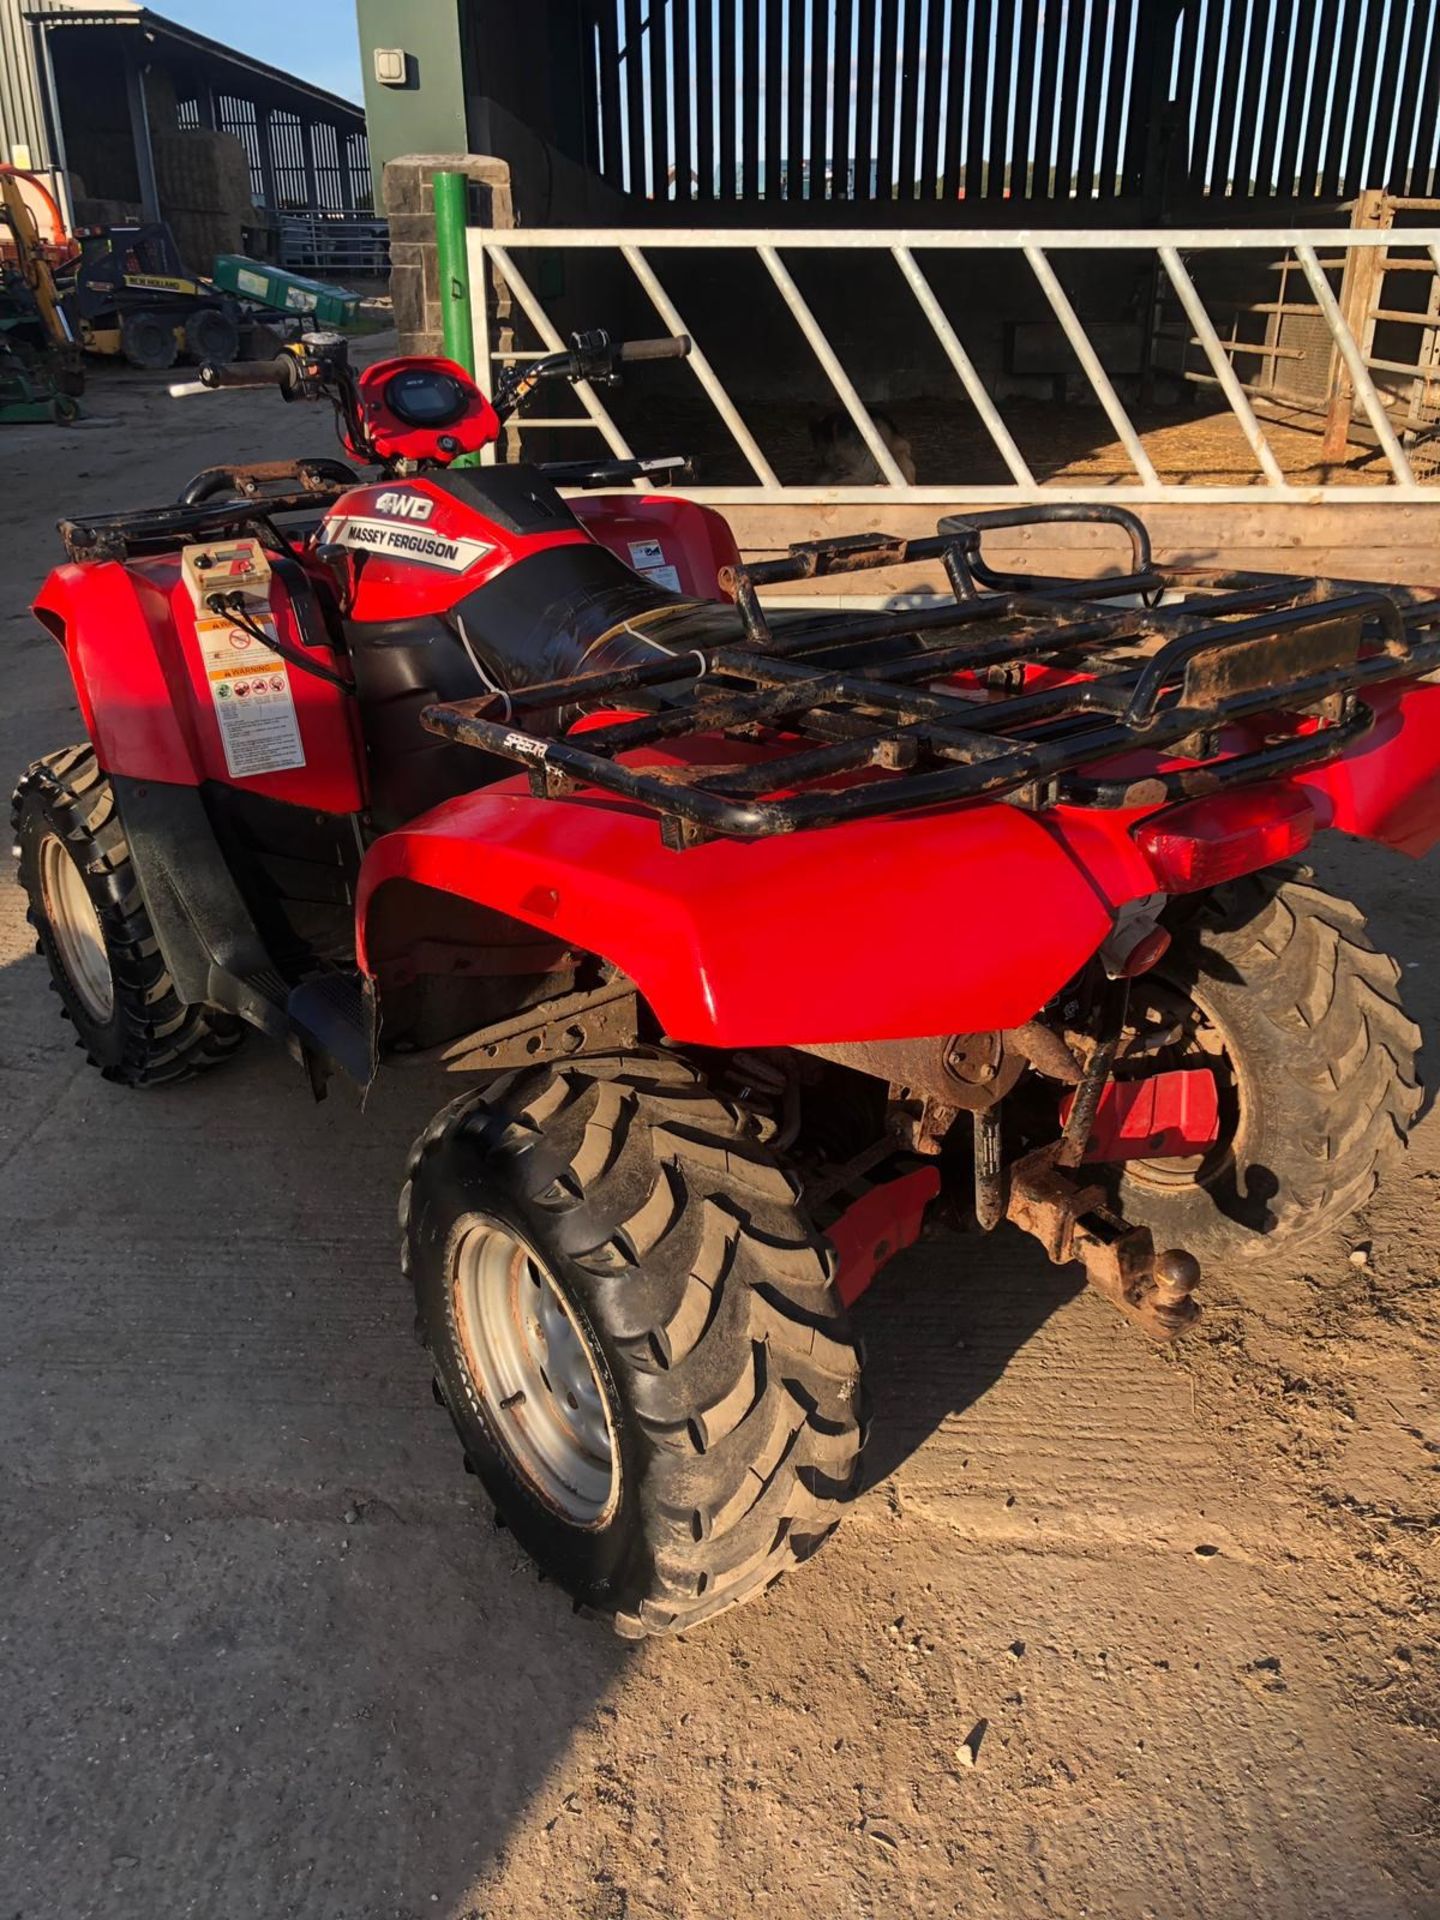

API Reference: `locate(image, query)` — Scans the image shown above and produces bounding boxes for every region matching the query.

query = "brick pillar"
[382,153,514,356]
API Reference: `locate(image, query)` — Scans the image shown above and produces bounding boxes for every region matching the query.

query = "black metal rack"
[421,507,1440,848]
[59,470,353,563]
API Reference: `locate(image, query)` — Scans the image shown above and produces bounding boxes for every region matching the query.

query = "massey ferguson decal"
[373,490,434,522]
[324,513,493,572]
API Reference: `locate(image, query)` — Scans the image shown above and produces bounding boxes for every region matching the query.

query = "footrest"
[287,970,375,1085]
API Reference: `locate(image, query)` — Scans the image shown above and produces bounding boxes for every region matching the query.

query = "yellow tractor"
[60,222,242,370]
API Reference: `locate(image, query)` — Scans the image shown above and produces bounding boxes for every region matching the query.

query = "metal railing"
[466,225,1440,504]
[278,211,389,279]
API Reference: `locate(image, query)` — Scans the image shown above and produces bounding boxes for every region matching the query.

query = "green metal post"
[433,169,487,465]
[433,170,474,374]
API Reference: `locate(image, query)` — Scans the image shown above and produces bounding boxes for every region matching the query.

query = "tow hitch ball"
[1004,1146,1201,1341]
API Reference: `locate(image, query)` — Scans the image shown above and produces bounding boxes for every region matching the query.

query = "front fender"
[35,560,205,784]
[357,782,1159,1047]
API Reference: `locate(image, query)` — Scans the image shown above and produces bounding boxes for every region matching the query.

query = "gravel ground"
[0,360,1435,1920]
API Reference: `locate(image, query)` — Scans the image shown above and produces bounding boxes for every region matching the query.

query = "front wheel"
[13,747,245,1086]
[1106,870,1421,1263]
[402,1052,864,1636]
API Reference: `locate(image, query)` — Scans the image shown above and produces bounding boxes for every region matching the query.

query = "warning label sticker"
[628,539,682,593]
[196,614,306,778]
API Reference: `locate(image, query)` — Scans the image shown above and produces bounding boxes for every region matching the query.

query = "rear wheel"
[119,310,178,371]
[13,747,245,1086]
[402,1051,864,1636]
[183,306,240,367]
[1107,870,1420,1262]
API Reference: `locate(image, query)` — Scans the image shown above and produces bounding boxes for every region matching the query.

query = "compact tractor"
[14,330,1431,1633]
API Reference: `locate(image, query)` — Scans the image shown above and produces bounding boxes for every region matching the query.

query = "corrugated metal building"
[358,0,1440,221]
[0,0,112,215]
[1,1,370,240]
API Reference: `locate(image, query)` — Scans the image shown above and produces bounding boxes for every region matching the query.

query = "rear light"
[1134,785,1315,893]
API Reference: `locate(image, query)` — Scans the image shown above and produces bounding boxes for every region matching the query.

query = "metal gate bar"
[468,225,1440,505]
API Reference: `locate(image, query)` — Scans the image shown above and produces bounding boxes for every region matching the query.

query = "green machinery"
[0,338,79,424]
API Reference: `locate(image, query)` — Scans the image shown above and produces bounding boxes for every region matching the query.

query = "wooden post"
[1321,189,1391,461]
[301,118,320,210]
[124,54,161,219]
[257,106,279,211]
[338,130,355,210]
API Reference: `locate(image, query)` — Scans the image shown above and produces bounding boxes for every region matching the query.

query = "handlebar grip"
[199,359,291,391]
[617,336,691,362]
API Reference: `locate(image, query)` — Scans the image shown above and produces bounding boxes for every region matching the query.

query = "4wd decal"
[325,514,493,573]
[373,490,434,522]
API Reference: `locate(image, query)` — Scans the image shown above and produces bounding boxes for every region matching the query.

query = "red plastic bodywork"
[829,1167,942,1306]
[349,355,501,466]
[1296,682,1440,855]
[329,484,736,625]
[34,555,363,812]
[357,767,1144,1044]
[356,672,1440,1045]
[323,476,590,624]
[571,493,741,600]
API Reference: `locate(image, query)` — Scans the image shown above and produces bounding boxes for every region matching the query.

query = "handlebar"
[492,330,690,419]
[167,328,692,469]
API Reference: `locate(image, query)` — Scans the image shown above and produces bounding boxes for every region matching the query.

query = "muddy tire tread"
[1121,868,1420,1257]
[12,746,244,1087]
[401,1051,863,1637]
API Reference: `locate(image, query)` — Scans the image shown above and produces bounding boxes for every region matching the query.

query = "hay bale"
[153,132,256,217]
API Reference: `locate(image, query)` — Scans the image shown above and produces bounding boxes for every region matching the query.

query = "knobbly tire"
[13,746,245,1086]
[1111,868,1421,1262]
[402,1051,864,1637]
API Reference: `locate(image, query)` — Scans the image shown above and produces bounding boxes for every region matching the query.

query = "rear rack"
[422,505,1440,849]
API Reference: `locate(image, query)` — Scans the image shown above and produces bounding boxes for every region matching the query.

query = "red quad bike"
[14,327,1438,1635]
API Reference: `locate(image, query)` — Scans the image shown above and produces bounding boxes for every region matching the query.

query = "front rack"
[422,506,1440,849]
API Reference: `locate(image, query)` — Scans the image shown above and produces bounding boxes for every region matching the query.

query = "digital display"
[384,368,469,427]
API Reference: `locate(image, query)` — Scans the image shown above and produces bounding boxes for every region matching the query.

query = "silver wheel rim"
[450,1216,618,1526]
[39,831,113,1023]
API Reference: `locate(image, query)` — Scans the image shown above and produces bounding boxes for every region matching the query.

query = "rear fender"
[1297,681,1440,855]
[356,782,1158,1046]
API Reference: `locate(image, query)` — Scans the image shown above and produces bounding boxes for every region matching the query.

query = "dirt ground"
[0,360,1437,1920]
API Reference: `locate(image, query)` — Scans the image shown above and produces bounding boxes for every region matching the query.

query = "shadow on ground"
[0,931,1091,1917]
